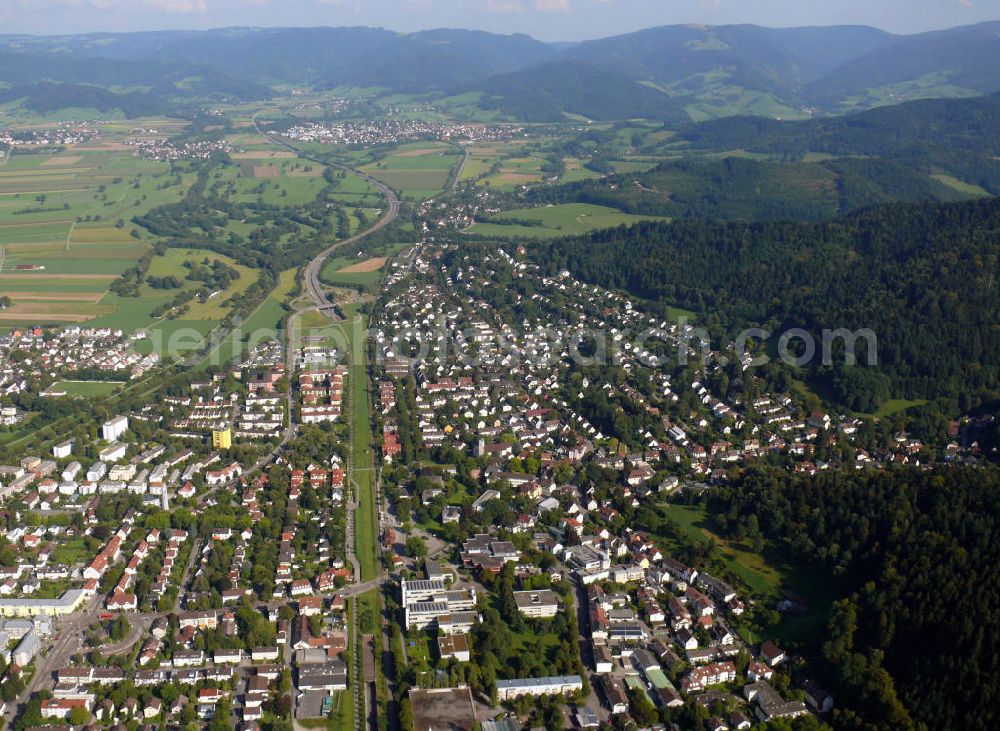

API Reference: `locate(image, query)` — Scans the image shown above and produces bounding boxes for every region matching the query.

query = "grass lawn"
[404,632,432,666]
[664,304,697,321]
[325,690,353,729]
[51,538,91,566]
[468,203,670,238]
[239,267,297,333]
[624,675,655,705]
[34,579,73,599]
[141,319,218,356]
[332,303,378,582]
[88,293,174,331]
[232,173,328,206]
[298,309,331,330]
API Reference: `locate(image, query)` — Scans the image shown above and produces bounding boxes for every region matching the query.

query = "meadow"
[468,202,671,238]
[661,502,838,643]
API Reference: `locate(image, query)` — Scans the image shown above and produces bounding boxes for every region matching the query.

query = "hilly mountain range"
[0,21,998,121]
[515,95,1000,222]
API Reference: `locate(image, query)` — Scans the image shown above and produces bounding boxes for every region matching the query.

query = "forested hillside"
[527,156,970,221]
[717,465,1000,730]
[533,197,1000,412]
[678,94,1000,194]
[472,62,685,122]
[1,23,999,120]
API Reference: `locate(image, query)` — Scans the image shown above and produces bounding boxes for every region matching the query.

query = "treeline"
[109,243,164,297]
[715,464,1000,730]
[532,197,1000,413]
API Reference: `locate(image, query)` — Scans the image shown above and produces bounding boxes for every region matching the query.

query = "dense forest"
[526,156,970,222]
[713,465,1000,730]
[533,197,1000,413]
[473,62,686,122]
[676,94,1000,194]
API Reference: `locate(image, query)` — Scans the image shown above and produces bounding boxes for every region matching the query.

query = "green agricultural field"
[559,158,601,183]
[0,221,73,245]
[468,203,670,238]
[5,242,148,275]
[0,278,110,293]
[364,169,449,201]
[0,145,193,323]
[368,143,460,171]
[320,258,382,289]
[456,142,526,183]
[319,242,406,289]
[362,144,463,200]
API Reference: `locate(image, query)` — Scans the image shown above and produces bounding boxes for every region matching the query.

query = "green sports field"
[50,380,122,397]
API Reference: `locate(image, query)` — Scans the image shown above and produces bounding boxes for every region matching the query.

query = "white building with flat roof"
[496,675,583,701]
[52,439,74,459]
[513,590,560,619]
[0,589,87,618]
[101,415,129,443]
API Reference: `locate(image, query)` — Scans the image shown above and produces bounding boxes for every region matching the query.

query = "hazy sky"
[0,0,994,41]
